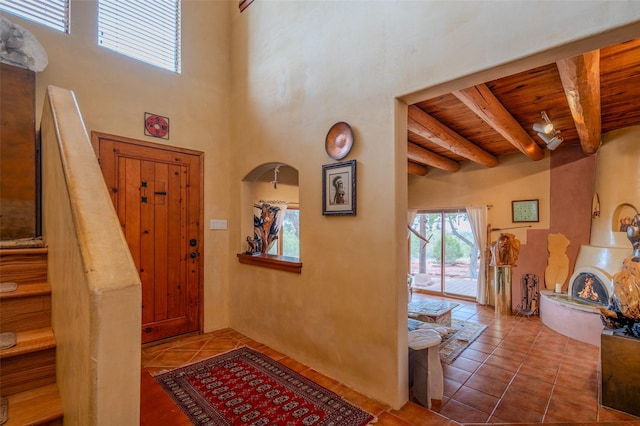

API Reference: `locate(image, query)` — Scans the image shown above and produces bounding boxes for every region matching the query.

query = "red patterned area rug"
[154,346,376,425]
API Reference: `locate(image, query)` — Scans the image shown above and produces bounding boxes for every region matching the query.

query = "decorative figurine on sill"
[245,235,262,255]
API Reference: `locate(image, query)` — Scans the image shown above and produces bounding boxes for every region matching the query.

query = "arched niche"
[612,203,639,233]
[238,163,302,273]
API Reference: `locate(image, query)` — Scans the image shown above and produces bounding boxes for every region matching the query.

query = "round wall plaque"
[325,122,354,160]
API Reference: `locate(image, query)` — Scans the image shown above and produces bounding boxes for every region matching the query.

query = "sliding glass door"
[409,210,479,299]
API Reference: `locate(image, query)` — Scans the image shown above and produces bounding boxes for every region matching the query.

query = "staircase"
[0,244,63,425]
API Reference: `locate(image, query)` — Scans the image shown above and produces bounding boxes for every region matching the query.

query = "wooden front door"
[93,133,203,343]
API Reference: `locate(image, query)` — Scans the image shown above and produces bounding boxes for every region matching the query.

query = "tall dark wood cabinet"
[0,62,37,240]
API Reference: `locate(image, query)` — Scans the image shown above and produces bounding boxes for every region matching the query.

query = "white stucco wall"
[229,1,640,408]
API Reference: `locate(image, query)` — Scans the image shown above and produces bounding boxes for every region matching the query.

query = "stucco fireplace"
[540,126,640,347]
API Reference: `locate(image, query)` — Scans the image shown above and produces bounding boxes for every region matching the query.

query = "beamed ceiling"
[407,37,640,176]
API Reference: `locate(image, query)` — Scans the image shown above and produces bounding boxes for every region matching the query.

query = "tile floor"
[141,293,640,425]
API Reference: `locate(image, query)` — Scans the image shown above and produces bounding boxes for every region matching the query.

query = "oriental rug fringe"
[439,319,487,365]
[155,346,376,426]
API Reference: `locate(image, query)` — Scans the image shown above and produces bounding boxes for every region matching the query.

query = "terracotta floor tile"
[500,386,550,414]
[564,341,599,358]
[545,397,598,422]
[522,349,564,369]
[467,340,496,354]
[449,385,499,414]
[390,401,451,426]
[482,353,521,373]
[482,328,510,339]
[492,398,545,423]
[277,355,310,373]
[255,344,286,360]
[442,364,473,384]
[333,383,390,417]
[169,336,214,351]
[554,370,598,391]
[558,357,600,378]
[474,334,503,346]
[473,362,516,383]
[443,378,464,398]
[551,383,598,405]
[509,373,554,397]
[298,367,341,392]
[490,345,527,363]
[517,364,559,384]
[497,339,530,354]
[464,373,509,398]
[375,411,412,425]
[143,349,198,368]
[439,399,491,423]
[449,356,481,373]
[197,336,242,353]
[458,348,489,363]
[188,348,234,363]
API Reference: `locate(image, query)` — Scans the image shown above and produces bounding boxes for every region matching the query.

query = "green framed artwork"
[512,199,539,222]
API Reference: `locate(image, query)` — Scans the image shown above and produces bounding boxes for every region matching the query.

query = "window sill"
[236,253,302,274]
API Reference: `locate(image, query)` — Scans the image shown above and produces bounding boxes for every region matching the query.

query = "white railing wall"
[40,86,141,425]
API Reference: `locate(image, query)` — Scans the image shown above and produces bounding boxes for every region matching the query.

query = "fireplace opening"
[571,272,609,306]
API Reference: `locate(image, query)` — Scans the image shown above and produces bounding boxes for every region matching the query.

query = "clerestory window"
[97,0,181,73]
[1,0,70,33]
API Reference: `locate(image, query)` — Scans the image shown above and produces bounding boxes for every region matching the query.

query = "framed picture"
[144,112,170,139]
[322,160,356,216]
[512,199,539,222]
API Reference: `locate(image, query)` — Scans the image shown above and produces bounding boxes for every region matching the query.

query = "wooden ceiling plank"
[407,105,498,168]
[453,84,545,161]
[407,142,460,172]
[408,161,429,176]
[556,50,602,155]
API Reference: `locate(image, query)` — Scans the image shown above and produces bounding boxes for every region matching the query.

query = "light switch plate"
[210,219,227,230]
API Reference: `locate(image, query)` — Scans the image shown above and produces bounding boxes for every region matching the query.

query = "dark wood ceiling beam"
[453,84,544,161]
[408,105,498,168]
[556,51,602,155]
[407,142,460,172]
[408,161,429,176]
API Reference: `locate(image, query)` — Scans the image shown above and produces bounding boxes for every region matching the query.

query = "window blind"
[0,0,69,33]
[98,0,181,73]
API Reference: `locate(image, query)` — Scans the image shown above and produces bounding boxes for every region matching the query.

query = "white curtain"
[466,205,488,305]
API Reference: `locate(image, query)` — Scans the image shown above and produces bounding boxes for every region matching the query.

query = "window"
[267,208,299,259]
[1,0,70,33]
[98,0,181,73]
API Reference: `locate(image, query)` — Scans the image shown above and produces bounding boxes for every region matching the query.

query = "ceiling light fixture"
[533,111,554,134]
[533,111,563,150]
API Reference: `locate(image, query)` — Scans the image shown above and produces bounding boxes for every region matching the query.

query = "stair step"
[0,328,55,359]
[0,247,48,284]
[0,283,51,332]
[4,384,63,426]
[0,282,51,300]
[0,328,56,396]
